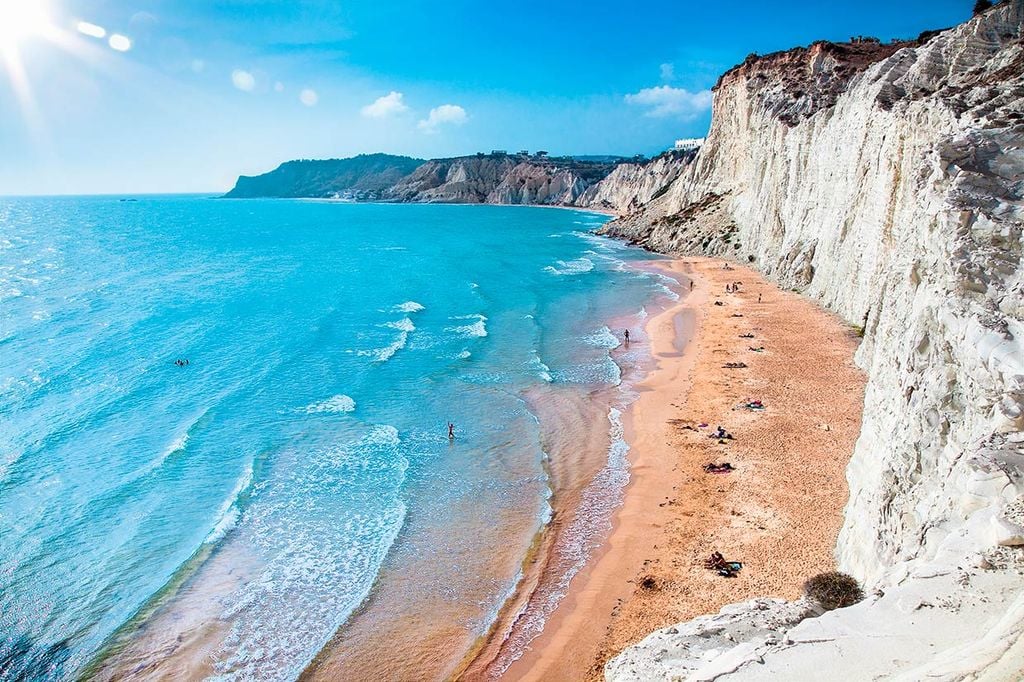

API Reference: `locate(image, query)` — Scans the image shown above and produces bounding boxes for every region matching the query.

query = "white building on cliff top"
[674,137,705,152]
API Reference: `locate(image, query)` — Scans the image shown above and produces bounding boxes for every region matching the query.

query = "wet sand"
[494,256,866,680]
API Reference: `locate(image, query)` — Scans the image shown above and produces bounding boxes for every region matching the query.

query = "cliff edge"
[602,2,1024,680]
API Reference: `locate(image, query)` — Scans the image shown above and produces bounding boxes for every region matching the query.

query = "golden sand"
[493,256,866,681]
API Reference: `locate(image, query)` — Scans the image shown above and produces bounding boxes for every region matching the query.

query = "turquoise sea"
[0,197,678,680]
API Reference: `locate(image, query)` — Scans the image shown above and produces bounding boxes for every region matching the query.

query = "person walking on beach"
[623,329,630,346]
[448,422,455,440]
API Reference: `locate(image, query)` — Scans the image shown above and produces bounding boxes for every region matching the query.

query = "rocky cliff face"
[574,150,694,213]
[604,2,1024,679]
[227,153,626,205]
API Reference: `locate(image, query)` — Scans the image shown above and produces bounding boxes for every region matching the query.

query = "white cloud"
[300,88,318,106]
[624,85,712,119]
[231,69,255,92]
[361,91,409,118]
[659,63,675,81]
[417,104,467,133]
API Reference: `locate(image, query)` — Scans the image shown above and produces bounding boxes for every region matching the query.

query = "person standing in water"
[448,422,455,440]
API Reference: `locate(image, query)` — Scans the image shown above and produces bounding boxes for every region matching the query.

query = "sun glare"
[0,0,52,45]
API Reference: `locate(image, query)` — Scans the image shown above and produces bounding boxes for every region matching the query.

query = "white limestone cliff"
[602,2,1024,679]
[573,151,694,213]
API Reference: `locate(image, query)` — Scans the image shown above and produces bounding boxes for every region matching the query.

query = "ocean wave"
[393,301,424,313]
[203,424,410,680]
[543,257,594,276]
[583,326,620,349]
[656,284,680,301]
[446,313,487,339]
[358,331,408,363]
[302,394,356,414]
[527,353,553,383]
[550,355,621,385]
[139,408,212,478]
[384,317,416,333]
[203,462,255,546]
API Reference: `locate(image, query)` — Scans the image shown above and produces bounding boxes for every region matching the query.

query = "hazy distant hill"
[224,153,425,199]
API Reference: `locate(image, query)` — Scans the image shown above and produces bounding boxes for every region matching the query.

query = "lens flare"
[108,34,131,52]
[0,0,51,45]
[76,21,106,39]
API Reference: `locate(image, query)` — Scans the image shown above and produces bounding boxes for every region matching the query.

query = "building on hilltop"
[673,138,705,152]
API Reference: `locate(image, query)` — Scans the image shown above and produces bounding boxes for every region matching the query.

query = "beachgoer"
[690,280,694,291]
[758,293,762,303]
[624,329,630,345]
[448,422,455,440]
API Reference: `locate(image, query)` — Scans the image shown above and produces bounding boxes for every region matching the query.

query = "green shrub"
[803,572,864,610]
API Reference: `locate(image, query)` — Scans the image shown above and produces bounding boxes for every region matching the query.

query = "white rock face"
[574,152,693,213]
[604,3,1024,679]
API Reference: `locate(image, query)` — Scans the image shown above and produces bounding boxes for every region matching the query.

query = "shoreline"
[479,256,865,680]
[290,196,621,217]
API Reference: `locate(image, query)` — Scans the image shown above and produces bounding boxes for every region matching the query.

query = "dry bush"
[803,571,864,610]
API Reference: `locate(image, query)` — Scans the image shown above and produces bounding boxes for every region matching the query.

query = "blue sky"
[1,0,974,195]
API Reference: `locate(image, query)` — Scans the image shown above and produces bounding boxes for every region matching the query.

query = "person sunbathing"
[739,333,754,338]
[704,551,727,570]
[703,462,735,473]
[749,346,765,352]
[710,426,734,440]
[723,362,747,368]
[704,551,743,576]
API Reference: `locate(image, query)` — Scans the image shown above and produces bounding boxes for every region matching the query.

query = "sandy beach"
[491,256,866,680]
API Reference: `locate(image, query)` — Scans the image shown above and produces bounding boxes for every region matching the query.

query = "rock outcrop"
[604,2,1024,679]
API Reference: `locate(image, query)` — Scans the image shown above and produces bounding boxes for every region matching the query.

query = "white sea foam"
[393,301,425,313]
[360,332,408,362]
[302,394,356,414]
[544,257,594,276]
[528,353,553,383]
[583,326,620,349]
[446,313,487,338]
[358,316,416,362]
[204,424,410,680]
[457,350,471,359]
[384,317,416,333]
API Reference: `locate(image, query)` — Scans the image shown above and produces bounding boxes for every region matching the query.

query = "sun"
[0,0,52,46]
